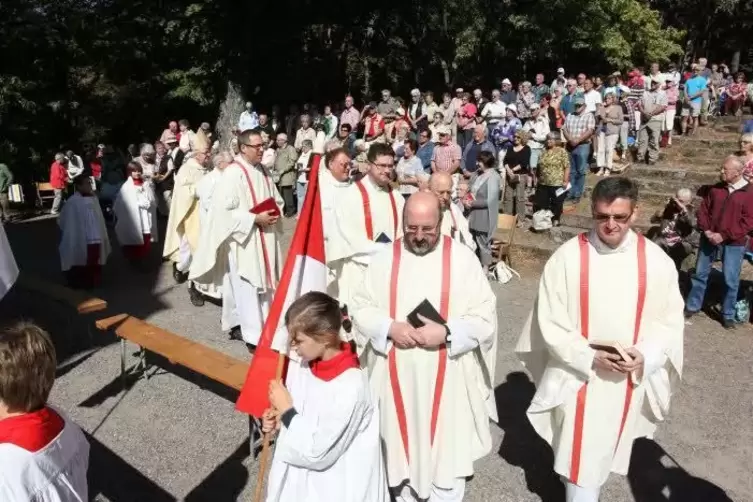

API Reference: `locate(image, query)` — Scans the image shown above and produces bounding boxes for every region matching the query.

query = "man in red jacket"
[49,153,69,215]
[685,156,753,328]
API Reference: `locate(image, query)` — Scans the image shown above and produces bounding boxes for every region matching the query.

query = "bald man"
[429,172,476,251]
[352,191,497,502]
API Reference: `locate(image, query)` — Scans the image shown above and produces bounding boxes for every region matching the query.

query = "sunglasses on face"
[593,212,632,224]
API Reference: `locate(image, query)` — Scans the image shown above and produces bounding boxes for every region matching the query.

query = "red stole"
[309,343,360,381]
[235,161,275,289]
[388,236,452,463]
[569,232,647,484]
[355,180,398,241]
[0,407,64,453]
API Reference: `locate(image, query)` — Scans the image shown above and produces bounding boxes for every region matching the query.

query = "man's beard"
[405,235,439,256]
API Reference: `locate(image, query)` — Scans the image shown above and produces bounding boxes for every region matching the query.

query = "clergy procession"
[20,95,753,502]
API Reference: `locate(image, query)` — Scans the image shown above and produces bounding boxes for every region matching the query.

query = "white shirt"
[728,178,748,193]
[395,156,426,195]
[583,90,603,113]
[482,100,507,123]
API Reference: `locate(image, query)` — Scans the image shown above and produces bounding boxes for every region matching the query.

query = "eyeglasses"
[372,162,395,170]
[593,211,633,224]
[242,143,264,149]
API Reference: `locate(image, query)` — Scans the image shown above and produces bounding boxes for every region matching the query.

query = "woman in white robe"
[58,176,111,288]
[261,291,389,502]
[113,162,158,264]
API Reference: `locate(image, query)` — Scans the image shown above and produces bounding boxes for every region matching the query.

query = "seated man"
[652,188,699,269]
[0,323,90,500]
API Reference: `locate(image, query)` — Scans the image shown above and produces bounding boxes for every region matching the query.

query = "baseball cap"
[506,103,518,114]
[529,103,541,110]
[455,87,464,93]
[436,125,451,136]
[573,97,586,106]
[557,67,565,74]
[502,78,512,85]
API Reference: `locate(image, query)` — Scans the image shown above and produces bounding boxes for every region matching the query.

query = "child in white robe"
[261,291,388,502]
[0,322,90,501]
[113,161,158,265]
[58,175,111,288]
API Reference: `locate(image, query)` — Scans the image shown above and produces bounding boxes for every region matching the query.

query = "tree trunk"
[440,59,451,88]
[731,49,741,73]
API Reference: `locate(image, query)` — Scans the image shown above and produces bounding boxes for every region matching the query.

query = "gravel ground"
[2,215,750,502]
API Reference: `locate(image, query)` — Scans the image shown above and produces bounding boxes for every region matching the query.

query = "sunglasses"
[593,211,633,224]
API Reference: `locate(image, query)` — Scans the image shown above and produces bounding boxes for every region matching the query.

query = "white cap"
[410,88,420,97]
[557,67,565,74]
[529,103,541,110]
[436,125,452,136]
[502,78,512,85]
[506,103,518,114]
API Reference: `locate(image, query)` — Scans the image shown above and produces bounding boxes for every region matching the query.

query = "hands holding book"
[591,344,644,378]
[388,314,446,349]
[255,210,279,228]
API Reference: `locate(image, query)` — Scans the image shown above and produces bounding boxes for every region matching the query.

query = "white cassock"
[516,230,683,494]
[318,167,351,295]
[439,204,476,252]
[352,236,497,501]
[328,176,405,340]
[113,178,159,245]
[0,223,19,300]
[189,168,223,299]
[162,157,206,271]
[265,363,389,502]
[0,407,89,502]
[190,155,283,344]
[58,192,111,272]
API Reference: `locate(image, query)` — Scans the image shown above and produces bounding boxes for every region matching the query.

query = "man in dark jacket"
[685,156,753,328]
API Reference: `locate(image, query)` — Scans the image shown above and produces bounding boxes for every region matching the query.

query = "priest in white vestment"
[516,177,684,502]
[328,143,405,350]
[352,192,497,502]
[190,130,283,347]
[319,147,352,295]
[429,172,476,252]
[113,162,158,265]
[163,130,210,287]
[58,176,111,288]
[188,151,233,306]
[0,222,18,301]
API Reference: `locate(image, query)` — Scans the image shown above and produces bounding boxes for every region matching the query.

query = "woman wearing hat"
[490,105,522,161]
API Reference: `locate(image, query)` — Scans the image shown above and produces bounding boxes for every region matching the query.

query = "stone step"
[671,136,739,150]
[583,185,676,208]
[626,165,719,184]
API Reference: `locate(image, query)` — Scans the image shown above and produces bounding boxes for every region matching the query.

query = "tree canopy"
[1,0,749,178]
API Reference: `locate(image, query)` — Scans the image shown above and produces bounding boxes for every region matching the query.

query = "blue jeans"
[296,182,307,215]
[686,237,745,321]
[569,144,590,200]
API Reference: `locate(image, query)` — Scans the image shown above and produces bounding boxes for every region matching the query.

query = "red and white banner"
[235,154,328,418]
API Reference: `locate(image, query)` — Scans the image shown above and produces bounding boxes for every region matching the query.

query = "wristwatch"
[443,324,452,344]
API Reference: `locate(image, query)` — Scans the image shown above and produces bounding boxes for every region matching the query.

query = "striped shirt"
[431,143,462,173]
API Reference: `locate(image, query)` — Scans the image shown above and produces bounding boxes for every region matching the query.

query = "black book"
[406,299,445,328]
[375,232,392,244]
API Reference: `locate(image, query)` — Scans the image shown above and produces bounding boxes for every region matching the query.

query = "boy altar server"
[516,177,684,502]
[261,291,389,502]
[58,175,111,288]
[113,161,158,265]
[0,323,90,501]
[352,192,497,502]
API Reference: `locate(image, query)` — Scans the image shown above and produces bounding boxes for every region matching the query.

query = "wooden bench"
[16,273,107,314]
[95,314,249,392]
[36,182,56,208]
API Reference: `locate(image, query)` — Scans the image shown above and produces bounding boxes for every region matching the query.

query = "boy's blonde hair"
[0,323,56,413]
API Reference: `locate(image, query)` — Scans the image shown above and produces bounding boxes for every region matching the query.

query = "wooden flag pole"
[252,352,288,502]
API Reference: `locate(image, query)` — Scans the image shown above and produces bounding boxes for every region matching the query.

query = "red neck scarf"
[309,343,360,381]
[0,407,64,452]
[132,178,144,186]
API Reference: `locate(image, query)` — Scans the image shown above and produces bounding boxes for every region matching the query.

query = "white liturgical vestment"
[189,167,224,299]
[189,155,283,344]
[352,236,497,499]
[265,364,389,502]
[318,167,351,295]
[328,176,404,325]
[516,230,684,488]
[113,178,159,246]
[162,157,206,262]
[0,223,18,300]
[439,203,476,252]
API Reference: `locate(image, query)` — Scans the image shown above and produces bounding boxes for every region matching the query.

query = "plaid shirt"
[431,142,462,173]
[563,112,595,143]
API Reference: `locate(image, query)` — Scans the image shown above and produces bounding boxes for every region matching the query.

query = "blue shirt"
[684,76,707,105]
[417,142,435,173]
[560,93,583,116]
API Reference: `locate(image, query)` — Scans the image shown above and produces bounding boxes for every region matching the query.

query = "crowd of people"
[0,58,748,501]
